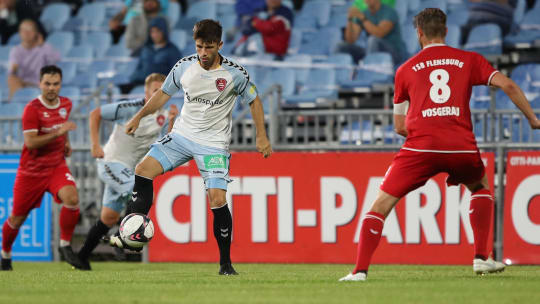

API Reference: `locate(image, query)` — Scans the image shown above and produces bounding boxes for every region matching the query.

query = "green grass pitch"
[1,263,539,304]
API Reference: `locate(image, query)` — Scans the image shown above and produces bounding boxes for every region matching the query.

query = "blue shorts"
[96,160,134,213]
[147,133,231,190]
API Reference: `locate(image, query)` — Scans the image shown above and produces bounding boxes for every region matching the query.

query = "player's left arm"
[490,73,540,129]
[250,96,272,158]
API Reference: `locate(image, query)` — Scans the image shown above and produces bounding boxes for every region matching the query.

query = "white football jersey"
[100,99,170,169]
[162,54,257,150]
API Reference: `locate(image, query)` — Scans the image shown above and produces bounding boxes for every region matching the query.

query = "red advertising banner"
[503,151,540,265]
[149,152,494,264]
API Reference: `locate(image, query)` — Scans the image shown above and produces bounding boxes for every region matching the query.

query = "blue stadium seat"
[176,1,216,29]
[327,12,347,28]
[167,2,181,28]
[401,25,420,57]
[70,70,98,91]
[7,33,20,46]
[286,68,337,105]
[341,52,394,88]
[105,44,131,58]
[287,29,302,54]
[112,58,139,85]
[86,32,112,57]
[417,0,447,13]
[170,30,187,52]
[447,9,469,26]
[46,31,74,57]
[513,0,527,24]
[12,87,41,103]
[0,103,25,144]
[0,45,12,64]
[57,61,77,85]
[327,53,353,84]
[464,23,502,56]
[66,45,94,71]
[299,27,341,56]
[298,0,331,28]
[285,54,312,87]
[60,86,81,106]
[217,3,235,17]
[256,68,295,102]
[495,89,513,109]
[504,9,540,45]
[470,86,491,110]
[76,3,106,30]
[446,25,462,48]
[395,0,408,25]
[40,3,71,33]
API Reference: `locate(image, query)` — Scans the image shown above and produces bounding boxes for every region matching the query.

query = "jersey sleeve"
[162,60,184,97]
[22,104,40,133]
[470,52,498,86]
[234,69,257,104]
[393,67,409,105]
[100,100,143,122]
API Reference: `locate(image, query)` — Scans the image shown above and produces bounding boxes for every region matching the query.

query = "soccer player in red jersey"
[1,65,82,270]
[340,8,540,281]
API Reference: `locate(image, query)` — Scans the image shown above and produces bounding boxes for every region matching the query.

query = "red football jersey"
[19,96,72,176]
[394,44,498,152]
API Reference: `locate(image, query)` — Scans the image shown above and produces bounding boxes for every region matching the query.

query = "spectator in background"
[129,17,181,88]
[337,0,406,65]
[7,19,60,100]
[462,0,516,43]
[240,0,294,59]
[0,0,44,44]
[109,0,170,44]
[125,0,163,56]
[230,0,264,42]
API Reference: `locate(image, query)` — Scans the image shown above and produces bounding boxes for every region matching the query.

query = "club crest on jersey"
[156,114,165,126]
[215,78,227,92]
[59,108,67,119]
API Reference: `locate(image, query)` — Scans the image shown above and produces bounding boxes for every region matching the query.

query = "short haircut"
[193,19,222,44]
[40,65,62,80]
[144,73,166,86]
[413,8,447,39]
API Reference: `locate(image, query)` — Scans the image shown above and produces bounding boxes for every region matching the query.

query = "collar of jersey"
[197,54,223,70]
[38,95,60,109]
[422,43,446,50]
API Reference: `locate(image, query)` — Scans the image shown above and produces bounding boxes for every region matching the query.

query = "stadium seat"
[395,0,408,25]
[76,2,106,30]
[402,25,420,57]
[327,12,347,28]
[464,23,502,56]
[167,2,181,28]
[7,33,20,46]
[86,32,112,57]
[12,87,40,103]
[513,0,527,24]
[46,31,74,57]
[284,54,312,87]
[299,27,341,56]
[341,52,394,88]
[286,68,337,105]
[217,3,235,17]
[176,1,216,30]
[287,29,303,54]
[40,3,71,33]
[170,30,188,52]
[504,9,540,46]
[0,103,25,144]
[57,61,77,85]
[495,89,513,109]
[60,86,81,106]
[0,45,11,64]
[105,44,131,58]
[446,25,462,48]
[326,53,354,84]
[470,86,492,110]
[417,0,447,13]
[66,45,94,71]
[298,0,331,28]
[259,68,296,99]
[447,9,469,26]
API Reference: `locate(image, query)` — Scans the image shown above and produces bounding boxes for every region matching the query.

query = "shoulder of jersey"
[59,96,72,106]
[174,54,198,68]
[222,57,249,79]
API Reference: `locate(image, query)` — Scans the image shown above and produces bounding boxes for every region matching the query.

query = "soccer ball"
[119,213,154,249]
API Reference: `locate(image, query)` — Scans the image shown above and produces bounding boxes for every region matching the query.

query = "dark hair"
[193,19,222,44]
[413,8,447,39]
[40,65,62,80]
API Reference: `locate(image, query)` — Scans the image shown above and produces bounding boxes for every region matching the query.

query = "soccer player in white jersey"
[74,74,178,270]
[115,19,272,275]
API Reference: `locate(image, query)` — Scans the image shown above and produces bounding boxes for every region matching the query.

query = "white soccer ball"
[119,213,154,248]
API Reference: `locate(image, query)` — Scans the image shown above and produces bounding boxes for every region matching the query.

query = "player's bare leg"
[1,214,28,270]
[465,175,505,274]
[208,188,237,275]
[56,185,83,269]
[340,190,400,282]
[78,207,120,270]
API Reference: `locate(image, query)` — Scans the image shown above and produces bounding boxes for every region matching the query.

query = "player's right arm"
[125,89,171,135]
[393,67,410,137]
[490,73,540,129]
[89,107,104,158]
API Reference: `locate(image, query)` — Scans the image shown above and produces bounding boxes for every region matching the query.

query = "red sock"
[2,219,19,254]
[353,211,385,274]
[469,189,493,260]
[59,205,80,243]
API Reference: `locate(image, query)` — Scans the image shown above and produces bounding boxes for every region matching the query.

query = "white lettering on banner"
[510,156,540,166]
[156,175,191,243]
[321,177,357,243]
[242,177,276,243]
[445,186,474,244]
[406,180,443,244]
[512,175,540,244]
[354,177,403,243]
[278,177,294,242]
[191,177,207,242]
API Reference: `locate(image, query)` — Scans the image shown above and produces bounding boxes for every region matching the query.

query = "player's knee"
[135,160,156,178]
[63,193,79,207]
[100,213,119,227]
[8,215,26,229]
[209,197,227,209]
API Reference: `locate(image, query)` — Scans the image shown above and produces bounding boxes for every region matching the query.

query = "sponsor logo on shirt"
[43,112,50,118]
[59,108,67,119]
[185,92,225,106]
[203,155,227,169]
[215,78,227,92]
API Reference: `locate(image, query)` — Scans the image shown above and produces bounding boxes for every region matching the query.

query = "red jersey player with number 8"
[1,66,83,271]
[340,8,540,282]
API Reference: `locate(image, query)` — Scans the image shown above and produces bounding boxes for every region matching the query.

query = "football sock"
[60,205,80,243]
[211,204,232,265]
[78,220,110,260]
[469,189,493,261]
[353,211,385,274]
[129,175,154,215]
[2,219,19,254]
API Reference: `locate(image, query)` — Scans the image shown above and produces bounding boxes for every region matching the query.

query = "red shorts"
[12,165,76,216]
[380,149,485,198]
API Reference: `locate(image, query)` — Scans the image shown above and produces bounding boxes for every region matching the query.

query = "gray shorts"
[97,160,134,213]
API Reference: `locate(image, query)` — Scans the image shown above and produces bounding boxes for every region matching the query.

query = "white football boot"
[473,257,506,275]
[339,272,367,282]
